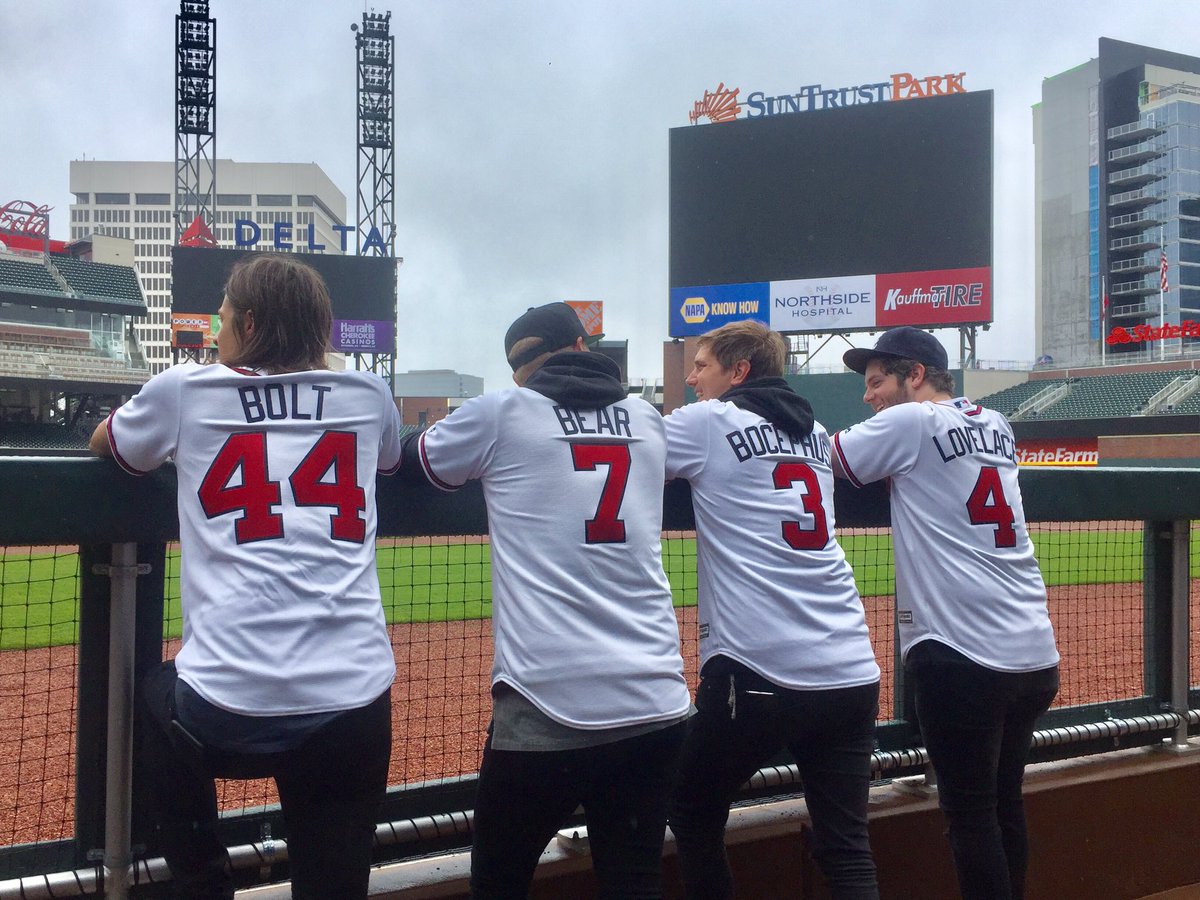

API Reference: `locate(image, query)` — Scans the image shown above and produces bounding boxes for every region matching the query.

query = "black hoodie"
[398,351,625,480]
[717,376,814,441]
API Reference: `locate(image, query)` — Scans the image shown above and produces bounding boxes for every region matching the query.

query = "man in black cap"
[401,302,690,899]
[832,327,1059,900]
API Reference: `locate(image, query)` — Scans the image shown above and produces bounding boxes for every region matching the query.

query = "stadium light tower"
[354,11,397,386]
[174,0,217,243]
[355,11,395,257]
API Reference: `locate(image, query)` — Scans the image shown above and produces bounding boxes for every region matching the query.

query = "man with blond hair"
[665,320,881,899]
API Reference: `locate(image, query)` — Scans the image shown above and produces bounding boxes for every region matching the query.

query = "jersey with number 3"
[105,362,401,716]
[833,398,1058,672]
[663,401,879,690]
[415,389,691,730]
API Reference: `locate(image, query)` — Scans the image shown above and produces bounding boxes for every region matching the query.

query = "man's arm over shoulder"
[661,401,708,482]
[832,403,925,487]
[398,393,498,490]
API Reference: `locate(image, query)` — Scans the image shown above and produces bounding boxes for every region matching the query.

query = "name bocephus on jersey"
[725,422,830,464]
[932,424,1016,464]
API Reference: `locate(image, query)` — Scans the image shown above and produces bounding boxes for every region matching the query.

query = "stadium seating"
[979,370,1199,420]
[48,255,144,305]
[0,256,63,296]
[977,379,1070,416]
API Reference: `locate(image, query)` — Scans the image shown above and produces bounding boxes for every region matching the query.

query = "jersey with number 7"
[414,388,690,731]
[833,398,1058,672]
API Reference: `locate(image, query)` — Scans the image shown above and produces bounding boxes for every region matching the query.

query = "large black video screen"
[171,246,397,322]
[669,90,993,286]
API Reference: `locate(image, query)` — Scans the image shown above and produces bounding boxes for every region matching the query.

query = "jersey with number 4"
[833,398,1058,672]
[105,362,401,716]
[663,401,879,690]
[415,389,690,730]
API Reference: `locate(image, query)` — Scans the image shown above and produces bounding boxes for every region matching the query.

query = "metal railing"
[0,462,1197,897]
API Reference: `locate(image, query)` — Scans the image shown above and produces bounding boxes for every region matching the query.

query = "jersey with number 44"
[416,389,690,731]
[833,398,1058,672]
[105,362,401,716]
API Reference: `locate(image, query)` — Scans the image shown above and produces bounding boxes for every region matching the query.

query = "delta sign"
[669,267,991,337]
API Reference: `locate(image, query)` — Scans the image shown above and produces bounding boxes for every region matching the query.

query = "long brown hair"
[221,255,332,373]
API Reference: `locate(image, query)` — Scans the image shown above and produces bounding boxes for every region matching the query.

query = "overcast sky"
[2,1,1198,392]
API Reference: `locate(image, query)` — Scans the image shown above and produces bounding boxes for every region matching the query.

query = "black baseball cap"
[504,303,602,371]
[843,326,948,374]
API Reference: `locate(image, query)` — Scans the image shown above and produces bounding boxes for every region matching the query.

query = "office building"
[1034,38,1200,365]
[69,159,346,372]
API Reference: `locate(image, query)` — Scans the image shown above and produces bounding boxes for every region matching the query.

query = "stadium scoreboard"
[669,90,993,337]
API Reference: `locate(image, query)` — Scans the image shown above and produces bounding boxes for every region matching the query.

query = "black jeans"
[469,720,686,900]
[906,640,1059,900]
[669,663,880,900]
[139,662,392,900]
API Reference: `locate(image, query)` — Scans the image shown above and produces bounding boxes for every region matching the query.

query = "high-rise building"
[69,159,346,372]
[1034,38,1200,366]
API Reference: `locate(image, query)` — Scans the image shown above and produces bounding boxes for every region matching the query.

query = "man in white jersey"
[832,326,1059,900]
[91,255,401,900]
[664,321,881,900]
[400,302,690,899]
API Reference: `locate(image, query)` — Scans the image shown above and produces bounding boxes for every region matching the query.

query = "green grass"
[2,525,1195,650]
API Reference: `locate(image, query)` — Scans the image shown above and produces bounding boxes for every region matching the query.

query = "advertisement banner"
[564,300,604,337]
[769,275,875,333]
[874,266,991,328]
[1015,438,1098,467]
[331,319,395,353]
[171,313,218,350]
[669,282,769,337]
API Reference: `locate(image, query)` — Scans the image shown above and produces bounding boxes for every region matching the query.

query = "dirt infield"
[0,580,1190,847]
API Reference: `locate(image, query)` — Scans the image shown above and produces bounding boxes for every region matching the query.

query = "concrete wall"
[343,746,1200,900]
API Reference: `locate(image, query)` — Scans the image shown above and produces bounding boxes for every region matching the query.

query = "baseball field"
[0,524,1180,649]
[0,524,1194,846]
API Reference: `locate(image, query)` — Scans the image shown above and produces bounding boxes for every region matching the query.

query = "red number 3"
[772,462,830,550]
[198,430,366,544]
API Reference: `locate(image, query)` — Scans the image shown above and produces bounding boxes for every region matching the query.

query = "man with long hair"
[91,254,402,899]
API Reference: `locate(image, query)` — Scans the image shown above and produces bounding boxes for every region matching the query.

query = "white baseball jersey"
[833,398,1058,672]
[415,389,691,730]
[105,362,401,715]
[663,401,879,690]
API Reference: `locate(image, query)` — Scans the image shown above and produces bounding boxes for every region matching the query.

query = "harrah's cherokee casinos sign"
[690,72,967,124]
[670,267,991,337]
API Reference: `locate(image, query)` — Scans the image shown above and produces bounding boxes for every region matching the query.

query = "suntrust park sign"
[690,71,967,123]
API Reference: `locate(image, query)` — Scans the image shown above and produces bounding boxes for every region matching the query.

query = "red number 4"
[198,430,366,544]
[571,443,631,544]
[965,466,1016,548]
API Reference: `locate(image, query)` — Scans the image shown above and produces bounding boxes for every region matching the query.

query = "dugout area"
[1,461,1200,897]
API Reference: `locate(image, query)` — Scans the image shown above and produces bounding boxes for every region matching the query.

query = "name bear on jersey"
[238,383,332,423]
[553,405,633,438]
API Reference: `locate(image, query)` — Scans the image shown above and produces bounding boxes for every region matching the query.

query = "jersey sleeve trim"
[832,432,865,488]
[419,431,463,492]
[105,413,150,476]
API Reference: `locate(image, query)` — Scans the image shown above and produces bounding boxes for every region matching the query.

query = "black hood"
[523,351,627,408]
[718,377,814,440]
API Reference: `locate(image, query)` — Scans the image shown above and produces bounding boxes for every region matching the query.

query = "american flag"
[1160,248,1170,293]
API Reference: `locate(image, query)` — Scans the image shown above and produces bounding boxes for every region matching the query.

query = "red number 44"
[198,430,366,544]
